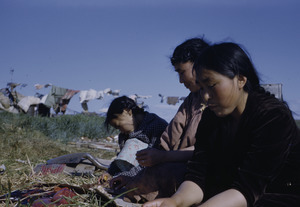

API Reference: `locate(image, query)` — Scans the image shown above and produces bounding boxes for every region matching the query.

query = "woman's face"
[109,109,134,134]
[174,61,200,92]
[197,69,248,118]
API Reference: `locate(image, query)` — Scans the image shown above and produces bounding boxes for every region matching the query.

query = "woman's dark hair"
[194,42,261,93]
[170,37,209,66]
[104,96,145,129]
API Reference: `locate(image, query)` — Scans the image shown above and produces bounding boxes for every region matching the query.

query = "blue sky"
[1,0,300,121]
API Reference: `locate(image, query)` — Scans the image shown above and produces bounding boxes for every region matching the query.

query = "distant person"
[108,38,209,202]
[99,96,168,186]
[143,42,300,207]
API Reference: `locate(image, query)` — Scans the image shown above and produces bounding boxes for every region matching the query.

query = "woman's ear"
[124,108,132,116]
[238,75,247,89]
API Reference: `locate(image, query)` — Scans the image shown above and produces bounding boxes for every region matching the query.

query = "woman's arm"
[172,181,204,206]
[198,189,247,207]
[179,146,195,151]
[143,181,204,207]
[136,147,194,167]
[161,148,194,162]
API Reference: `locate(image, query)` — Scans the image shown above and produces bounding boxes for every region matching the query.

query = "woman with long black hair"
[144,42,300,207]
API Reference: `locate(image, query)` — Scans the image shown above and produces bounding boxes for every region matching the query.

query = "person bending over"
[100,96,168,192]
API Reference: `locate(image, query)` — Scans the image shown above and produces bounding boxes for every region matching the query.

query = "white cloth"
[40,94,48,104]
[18,96,41,112]
[79,89,105,103]
[114,138,148,171]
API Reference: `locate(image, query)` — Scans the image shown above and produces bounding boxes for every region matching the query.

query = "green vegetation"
[0,112,117,143]
[0,111,118,163]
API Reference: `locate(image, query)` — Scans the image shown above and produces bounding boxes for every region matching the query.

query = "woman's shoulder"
[143,112,168,128]
[245,91,294,126]
[180,91,205,115]
[248,92,290,114]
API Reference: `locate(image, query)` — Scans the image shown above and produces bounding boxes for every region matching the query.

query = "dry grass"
[0,162,115,206]
[0,113,118,206]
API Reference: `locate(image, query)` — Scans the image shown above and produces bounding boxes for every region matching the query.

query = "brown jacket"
[124,92,205,203]
[160,91,205,151]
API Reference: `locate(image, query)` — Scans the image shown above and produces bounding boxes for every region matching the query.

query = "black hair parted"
[170,37,210,66]
[194,42,261,93]
[104,96,145,129]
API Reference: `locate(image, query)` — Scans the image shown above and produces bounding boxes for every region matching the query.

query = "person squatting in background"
[99,96,168,194]
[143,42,300,207]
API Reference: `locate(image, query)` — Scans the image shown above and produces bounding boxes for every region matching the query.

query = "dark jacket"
[185,91,300,206]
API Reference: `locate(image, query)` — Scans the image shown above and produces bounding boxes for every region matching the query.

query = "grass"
[0,112,119,206]
[0,112,117,143]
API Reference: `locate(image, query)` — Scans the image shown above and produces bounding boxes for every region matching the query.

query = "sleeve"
[184,109,214,191]
[160,93,192,151]
[143,113,168,148]
[232,107,296,205]
[116,165,145,178]
[160,109,187,151]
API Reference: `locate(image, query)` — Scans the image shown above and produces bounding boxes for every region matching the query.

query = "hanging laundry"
[79,89,101,112]
[79,89,106,103]
[103,88,112,96]
[20,83,27,89]
[18,96,41,113]
[110,89,120,97]
[129,94,151,102]
[158,94,166,103]
[79,88,115,112]
[0,89,12,109]
[44,85,68,111]
[167,96,180,105]
[34,83,52,90]
[7,82,20,90]
[179,96,186,101]
[60,89,80,113]
[34,84,44,90]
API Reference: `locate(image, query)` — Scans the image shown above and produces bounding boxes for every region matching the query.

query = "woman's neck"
[232,91,248,121]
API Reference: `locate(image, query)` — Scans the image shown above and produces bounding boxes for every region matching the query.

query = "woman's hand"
[109,175,130,190]
[136,148,165,167]
[142,198,178,207]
